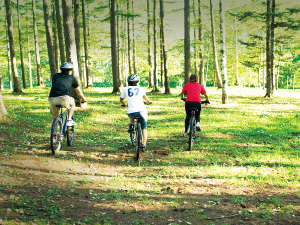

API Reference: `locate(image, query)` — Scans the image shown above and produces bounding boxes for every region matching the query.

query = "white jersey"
[121,86,147,114]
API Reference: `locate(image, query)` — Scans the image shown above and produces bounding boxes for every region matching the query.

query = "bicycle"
[50,105,75,155]
[182,98,210,151]
[122,102,151,161]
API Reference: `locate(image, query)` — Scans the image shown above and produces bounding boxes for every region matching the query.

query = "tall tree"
[116,0,121,87]
[209,0,222,88]
[62,0,81,86]
[17,0,26,89]
[184,0,191,84]
[6,22,13,90]
[265,0,273,97]
[32,0,43,86]
[198,0,205,86]
[219,0,229,104]
[131,0,137,74]
[192,0,198,76]
[52,4,59,71]
[110,0,120,93]
[26,19,33,88]
[152,0,159,91]
[5,0,22,94]
[127,0,132,74]
[234,16,240,86]
[0,94,7,116]
[81,0,91,87]
[159,0,170,94]
[55,0,65,64]
[43,0,57,76]
[147,0,152,87]
[74,0,83,84]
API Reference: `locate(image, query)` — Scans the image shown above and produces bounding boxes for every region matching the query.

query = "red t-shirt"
[181,82,207,103]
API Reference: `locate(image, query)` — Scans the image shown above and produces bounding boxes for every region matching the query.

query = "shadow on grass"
[0,183,298,225]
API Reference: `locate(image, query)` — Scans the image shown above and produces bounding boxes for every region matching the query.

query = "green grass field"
[0,87,299,225]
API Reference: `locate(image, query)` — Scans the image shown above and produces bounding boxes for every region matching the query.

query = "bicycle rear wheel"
[188,116,196,151]
[135,122,142,161]
[50,117,62,155]
[130,128,136,146]
[66,126,74,146]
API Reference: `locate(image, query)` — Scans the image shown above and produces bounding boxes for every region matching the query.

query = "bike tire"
[188,116,196,151]
[66,126,74,146]
[135,122,142,161]
[130,128,136,146]
[50,117,62,155]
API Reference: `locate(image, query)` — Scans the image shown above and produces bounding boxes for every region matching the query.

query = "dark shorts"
[128,112,147,129]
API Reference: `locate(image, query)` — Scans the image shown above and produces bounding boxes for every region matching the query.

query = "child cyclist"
[120,74,152,150]
[180,74,209,136]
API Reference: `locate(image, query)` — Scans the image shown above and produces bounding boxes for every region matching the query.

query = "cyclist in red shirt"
[180,74,209,136]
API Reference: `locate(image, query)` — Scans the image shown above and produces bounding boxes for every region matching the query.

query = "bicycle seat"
[132,116,142,119]
[55,105,64,108]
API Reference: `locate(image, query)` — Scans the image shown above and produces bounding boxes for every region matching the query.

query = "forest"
[0,0,299,224]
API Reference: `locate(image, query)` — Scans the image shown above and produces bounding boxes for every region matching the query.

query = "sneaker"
[196,122,201,131]
[128,124,134,133]
[66,120,76,127]
[140,145,146,152]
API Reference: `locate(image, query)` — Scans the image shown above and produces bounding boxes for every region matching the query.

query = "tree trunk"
[43,0,57,77]
[265,0,272,97]
[160,17,164,88]
[184,0,191,84]
[209,0,222,88]
[0,77,3,91]
[147,0,152,87]
[198,0,205,86]
[219,0,229,104]
[52,4,59,71]
[152,0,158,91]
[234,16,239,86]
[55,0,66,64]
[270,0,275,92]
[6,22,13,91]
[159,0,170,94]
[126,0,132,74]
[0,93,7,116]
[17,0,26,89]
[62,0,81,87]
[131,0,137,74]
[81,0,91,87]
[74,0,83,84]
[32,0,43,86]
[110,0,120,93]
[5,0,22,94]
[116,0,121,87]
[192,0,197,76]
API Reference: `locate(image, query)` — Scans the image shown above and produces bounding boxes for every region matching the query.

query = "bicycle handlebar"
[181,98,210,104]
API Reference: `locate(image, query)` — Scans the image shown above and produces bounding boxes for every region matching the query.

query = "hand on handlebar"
[121,104,127,107]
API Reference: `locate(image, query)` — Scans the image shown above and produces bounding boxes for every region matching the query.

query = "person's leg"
[142,128,147,146]
[49,97,60,119]
[185,102,192,133]
[195,103,201,130]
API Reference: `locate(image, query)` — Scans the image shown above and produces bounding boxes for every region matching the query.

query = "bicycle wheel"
[135,122,142,161]
[188,116,196,151]
[66,126,74,146]
[130,127,136,146]
[50,117,62,155]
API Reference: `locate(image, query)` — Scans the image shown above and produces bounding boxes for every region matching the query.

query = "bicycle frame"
[59,108,69,137]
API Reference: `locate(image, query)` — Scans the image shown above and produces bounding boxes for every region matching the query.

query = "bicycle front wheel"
[135,122,142,161]
[66,126,74,146]
[188,116,196,151]
[50,117,62,155]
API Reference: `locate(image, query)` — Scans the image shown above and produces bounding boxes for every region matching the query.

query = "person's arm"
[204,94,209,102]
[180,85,186,99]
[143,95,151,105]
[120,97,126,107]
[74,87,86,102]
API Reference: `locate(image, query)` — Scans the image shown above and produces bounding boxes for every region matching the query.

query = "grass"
[0,86,299,225]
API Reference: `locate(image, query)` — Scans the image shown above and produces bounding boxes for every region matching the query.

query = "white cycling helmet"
[128,74,140,82]
[60,62,73,70]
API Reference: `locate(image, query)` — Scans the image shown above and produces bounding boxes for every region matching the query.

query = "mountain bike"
[50,105,75,155]
[122,102,151,161]
[182,99,210,151]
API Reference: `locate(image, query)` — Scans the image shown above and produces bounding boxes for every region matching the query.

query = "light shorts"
[49,95,75,118]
